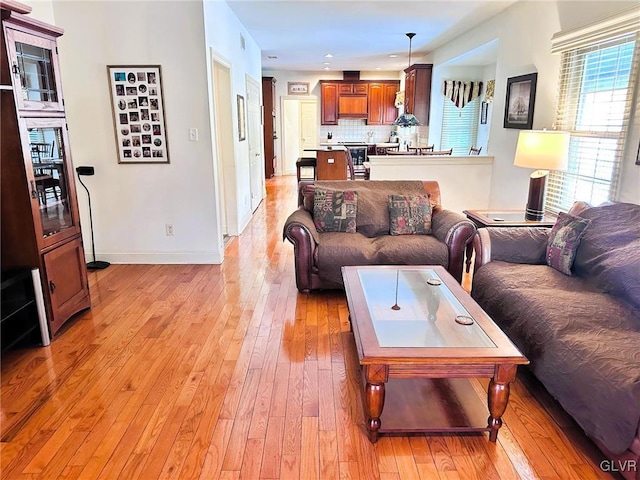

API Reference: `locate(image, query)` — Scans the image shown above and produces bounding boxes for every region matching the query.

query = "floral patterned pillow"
[546,212,591,275]
[388,195,432,235]
[313,188,357,233]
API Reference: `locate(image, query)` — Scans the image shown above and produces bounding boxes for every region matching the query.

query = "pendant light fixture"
[393,32,421,127]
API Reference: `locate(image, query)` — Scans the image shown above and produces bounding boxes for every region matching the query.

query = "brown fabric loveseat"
[471,202,640,479]
[283,180,476,292]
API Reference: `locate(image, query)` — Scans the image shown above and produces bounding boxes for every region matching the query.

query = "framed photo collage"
[108,65,170,164]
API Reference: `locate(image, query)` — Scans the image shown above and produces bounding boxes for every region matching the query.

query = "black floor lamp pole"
[76,166,110,270]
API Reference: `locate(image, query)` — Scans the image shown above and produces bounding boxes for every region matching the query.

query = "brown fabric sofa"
[471,202,640,480]
[283,180,476,292]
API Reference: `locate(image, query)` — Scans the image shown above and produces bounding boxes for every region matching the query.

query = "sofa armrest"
[431,209,476,282]
[283,207,319,292]
[474,227,550,271]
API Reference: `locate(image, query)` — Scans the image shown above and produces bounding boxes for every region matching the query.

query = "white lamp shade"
[513,130,570,171]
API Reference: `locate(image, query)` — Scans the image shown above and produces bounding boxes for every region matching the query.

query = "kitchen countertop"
[304,145,347,151]
[319,141,401,147]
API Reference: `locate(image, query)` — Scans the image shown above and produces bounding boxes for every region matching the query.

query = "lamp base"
[525,170,549,222]
[87,260,110,270]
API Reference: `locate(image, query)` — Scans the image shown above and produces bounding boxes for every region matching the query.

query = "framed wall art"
[287,82,309,95]
[237,94,246,141]
[107,65,170,163]
[503,72,538,130]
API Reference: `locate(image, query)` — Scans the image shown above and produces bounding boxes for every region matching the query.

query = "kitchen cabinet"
[338,83,368,95]
[338,94,367,118]
[321,80,399,125]
[262,76,276,178]
[404,64,433,125]
[367,81,400,125]
[320,81,339,125]
[1,3,90,337]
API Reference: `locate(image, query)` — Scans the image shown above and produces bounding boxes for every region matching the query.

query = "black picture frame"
[503,72,537,130]
[480,101,488,125]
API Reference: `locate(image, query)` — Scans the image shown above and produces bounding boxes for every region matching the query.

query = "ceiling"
[226,0,518,72]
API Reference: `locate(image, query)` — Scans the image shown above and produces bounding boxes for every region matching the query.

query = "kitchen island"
[303,146,349,180]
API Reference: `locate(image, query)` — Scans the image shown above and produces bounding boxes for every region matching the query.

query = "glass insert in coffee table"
[342,265,528,443]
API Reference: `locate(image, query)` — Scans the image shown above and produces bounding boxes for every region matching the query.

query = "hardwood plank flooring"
[1,175,616,479]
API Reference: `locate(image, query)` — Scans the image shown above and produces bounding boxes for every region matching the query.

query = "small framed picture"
[288,82,309,95]
[108,65,170,164]
[503,72,538,130]
[237,94,246,141]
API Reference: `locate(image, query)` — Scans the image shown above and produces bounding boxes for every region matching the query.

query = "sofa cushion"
[546,212,590,275]
[389,195,432,235]
[572,202,640,309]
[303,181,431,238]
[316,232,448,287]
[472,261,640,454]
[313,188,357,233]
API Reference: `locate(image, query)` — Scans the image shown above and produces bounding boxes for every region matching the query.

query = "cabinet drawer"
[353,83,368,95]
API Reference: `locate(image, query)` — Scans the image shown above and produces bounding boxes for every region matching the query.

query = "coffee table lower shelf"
[374,377,491,436]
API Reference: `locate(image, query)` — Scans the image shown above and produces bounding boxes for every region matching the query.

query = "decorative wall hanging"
[237,94,246,141]
[287,82,309,95]
[485,79,495,103]
[107,65,169,164]
[443,80,483,109]
[503,73,537,130]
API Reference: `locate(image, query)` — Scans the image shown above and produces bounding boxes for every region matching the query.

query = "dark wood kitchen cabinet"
[320,81,339,125]
[404,64,433,125]
[262,76,276,178]
[1,3,90,337]
[368,81,400,125]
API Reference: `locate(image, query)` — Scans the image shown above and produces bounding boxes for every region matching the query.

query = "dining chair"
[469,146,482,155]
[423,148,453,155]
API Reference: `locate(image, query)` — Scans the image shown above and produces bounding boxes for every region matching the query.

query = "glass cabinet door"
[4,28,64,112]
[23,118,79,246]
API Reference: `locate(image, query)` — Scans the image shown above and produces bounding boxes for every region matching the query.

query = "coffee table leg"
[364,365,388,443]
[487,364,517,442]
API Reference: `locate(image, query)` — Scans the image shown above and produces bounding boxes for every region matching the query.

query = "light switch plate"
[189,128,199,142]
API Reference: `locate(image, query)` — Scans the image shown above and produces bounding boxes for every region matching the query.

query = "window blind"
[546,33,639,213]
[440,97,480,155]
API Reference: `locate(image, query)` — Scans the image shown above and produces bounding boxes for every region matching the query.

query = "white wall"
[47,1,222,264]
[203,0,264,233]
[430,0,640,208]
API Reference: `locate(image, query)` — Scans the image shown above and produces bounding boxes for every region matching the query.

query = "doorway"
[281,97,318,176]
[245,75,265,212]
[212,56,238,236]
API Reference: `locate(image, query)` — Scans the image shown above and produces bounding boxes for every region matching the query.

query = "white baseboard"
[87,251,224,264]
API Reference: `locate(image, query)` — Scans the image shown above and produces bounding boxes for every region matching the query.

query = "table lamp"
[513,130,569,221]
[76,166,110,270]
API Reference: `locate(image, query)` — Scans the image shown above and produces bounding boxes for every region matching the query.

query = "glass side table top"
[357,268,495,349]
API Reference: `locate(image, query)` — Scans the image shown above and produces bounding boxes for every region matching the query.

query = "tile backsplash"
[319,119,429,145]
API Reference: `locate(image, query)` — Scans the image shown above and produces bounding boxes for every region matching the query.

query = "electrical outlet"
[165,224,174,236]
[189,128,199,142]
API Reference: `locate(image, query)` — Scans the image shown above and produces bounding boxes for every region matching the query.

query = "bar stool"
[296,157,316,182]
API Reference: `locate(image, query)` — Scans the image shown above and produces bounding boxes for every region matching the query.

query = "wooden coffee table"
[342,265,528,443]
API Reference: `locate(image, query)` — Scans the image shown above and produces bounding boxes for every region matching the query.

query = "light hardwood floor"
[1,175,615,479]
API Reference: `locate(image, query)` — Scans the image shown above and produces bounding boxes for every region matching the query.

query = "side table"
[463,210,559,272]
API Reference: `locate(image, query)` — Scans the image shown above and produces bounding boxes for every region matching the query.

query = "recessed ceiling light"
[389,54,398,58]
[323,66,330,70]
[324,53,333,58]
[323,62,331,65]
[376,67,381,70]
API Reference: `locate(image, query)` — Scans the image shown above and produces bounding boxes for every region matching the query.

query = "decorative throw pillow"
[388,195,432,235]
[546,212,591,275]
[313,188,357,233]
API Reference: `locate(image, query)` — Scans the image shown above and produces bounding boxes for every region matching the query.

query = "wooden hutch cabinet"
[262,76,276,178]
[1,2,90,337]
[404,64,433,126]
